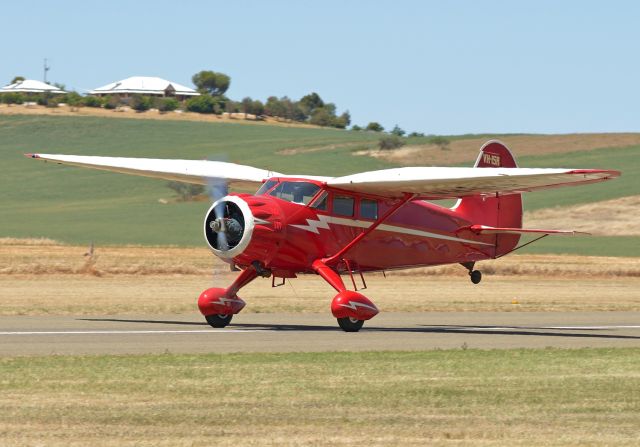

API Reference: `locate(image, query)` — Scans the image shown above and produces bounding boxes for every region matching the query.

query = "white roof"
[0,79,66,94]
[89,76,200,96]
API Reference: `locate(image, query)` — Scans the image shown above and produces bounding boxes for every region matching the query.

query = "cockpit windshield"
[258,181,320,205]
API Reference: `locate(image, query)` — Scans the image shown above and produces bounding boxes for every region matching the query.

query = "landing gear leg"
[312,260,378,332]
[461,262,482,284]
[198,267,260,328]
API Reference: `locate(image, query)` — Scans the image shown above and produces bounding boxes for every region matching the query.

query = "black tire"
[337,317,364,332]
[205,314,233,328]
[470,270,482,284]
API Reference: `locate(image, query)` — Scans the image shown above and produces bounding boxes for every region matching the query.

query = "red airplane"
[27,140,620,331]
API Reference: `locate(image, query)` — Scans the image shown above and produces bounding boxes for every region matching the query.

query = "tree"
[264,96,286,117]
[338,111,351,128]
[299,92,324,117]
[239,97,264,115]
[408,131,425,137]
[192,70,230,96]
[366,122,384,132]
[309,107,335,127]
[10,76,25,84]
[351,124,362,131]
[390,125,405,137]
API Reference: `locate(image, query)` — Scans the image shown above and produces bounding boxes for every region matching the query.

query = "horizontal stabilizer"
[468,224,589,236]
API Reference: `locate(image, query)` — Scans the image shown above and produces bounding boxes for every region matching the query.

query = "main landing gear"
[312,260,378,332]
[197,266,257,329]
[198,260,379,332]
[462,262,482,284]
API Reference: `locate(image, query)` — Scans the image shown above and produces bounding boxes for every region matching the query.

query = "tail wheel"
[470,270,482,284]
[337,317,364,332]
[205,314,233,328]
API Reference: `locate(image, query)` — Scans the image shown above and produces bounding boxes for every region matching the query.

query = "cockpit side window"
[268,181,320,205]
[310,191,328,210]
[256,179,277,195]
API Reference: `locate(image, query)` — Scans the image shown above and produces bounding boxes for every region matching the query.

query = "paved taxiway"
[1,312,640,355]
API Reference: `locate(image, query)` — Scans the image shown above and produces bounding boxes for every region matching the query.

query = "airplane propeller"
[208,177,230,252]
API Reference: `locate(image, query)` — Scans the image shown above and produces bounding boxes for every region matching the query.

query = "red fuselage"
[221,178,521,277]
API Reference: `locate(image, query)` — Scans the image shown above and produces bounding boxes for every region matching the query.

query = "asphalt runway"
[1,311,640,355]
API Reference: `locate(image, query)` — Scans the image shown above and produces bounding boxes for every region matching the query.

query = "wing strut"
[320,193,417,267]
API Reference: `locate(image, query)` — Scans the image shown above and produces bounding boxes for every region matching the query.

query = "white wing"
[328,167,620,199]
[26,153,284,189]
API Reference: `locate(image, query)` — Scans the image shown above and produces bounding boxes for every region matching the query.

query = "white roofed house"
[0,79,67,94]
[89,76,200,102]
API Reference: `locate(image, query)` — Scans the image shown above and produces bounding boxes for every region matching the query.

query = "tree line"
[2,70,439,139]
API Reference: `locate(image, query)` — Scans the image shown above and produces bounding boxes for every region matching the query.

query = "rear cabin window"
[360,199,378,219]
[268,181,320,205]
[333,195,354,217]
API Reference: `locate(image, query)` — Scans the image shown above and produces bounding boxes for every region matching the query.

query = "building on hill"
[89,76,199,102]
[0,79,66,94]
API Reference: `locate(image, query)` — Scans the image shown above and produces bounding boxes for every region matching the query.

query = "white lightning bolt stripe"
[290,215,493,246]
[339,301,378,312]
[211,297,244,306]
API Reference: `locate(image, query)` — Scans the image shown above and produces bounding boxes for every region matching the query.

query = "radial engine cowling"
[203,194,284,265]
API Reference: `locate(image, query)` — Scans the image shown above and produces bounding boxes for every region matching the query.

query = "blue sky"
[1,0,638,134]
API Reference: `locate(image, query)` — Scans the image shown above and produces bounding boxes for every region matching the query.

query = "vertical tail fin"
[454,140,522,256]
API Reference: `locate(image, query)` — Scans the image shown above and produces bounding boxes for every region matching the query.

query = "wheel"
[337,317,364,332]
[205,314,233,328]
[470,270,482,284]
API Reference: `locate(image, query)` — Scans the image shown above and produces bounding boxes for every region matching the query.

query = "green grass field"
[1,349,639,446]
[1,115,637,254]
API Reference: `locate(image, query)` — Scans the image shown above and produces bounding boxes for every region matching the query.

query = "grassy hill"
[1,114,637,255]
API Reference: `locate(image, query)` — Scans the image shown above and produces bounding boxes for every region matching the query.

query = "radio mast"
[44,58,50,83]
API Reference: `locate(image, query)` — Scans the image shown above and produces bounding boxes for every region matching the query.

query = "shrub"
[1,92,25,104]
[351,125,362,131]
[82,96,103,107]
[185,95,216,114]
[428,135,450,151]
[64,92,83,107]
[378,135,406,150]
[45,96,61,108]
[35,94,49,105]
[166,181,205,201]
[130,95,153,112]
[103,95,120,110]
[158,97,180,112]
